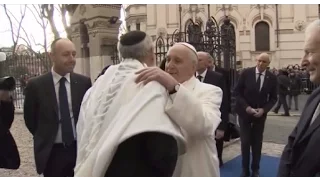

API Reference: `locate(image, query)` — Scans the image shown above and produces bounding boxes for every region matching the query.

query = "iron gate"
[0,53,52,109]
[155,16,237,112]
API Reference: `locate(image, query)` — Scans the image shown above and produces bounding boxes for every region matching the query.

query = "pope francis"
[135,42,223,177]
[74,31,186,177]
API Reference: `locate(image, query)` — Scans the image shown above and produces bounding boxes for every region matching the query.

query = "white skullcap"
[173,42,198,57]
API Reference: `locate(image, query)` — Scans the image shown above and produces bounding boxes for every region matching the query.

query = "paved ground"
[264,115,299,144]
[268,94,308,116]
[0,112,302,176]
[0,114,38,177]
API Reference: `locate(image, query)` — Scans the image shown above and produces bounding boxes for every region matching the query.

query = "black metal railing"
[0,53,51,109]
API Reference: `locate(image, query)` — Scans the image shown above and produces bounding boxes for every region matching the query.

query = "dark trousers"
[43,142,77,177]
[239,117,266,172]
[274,94,290,115]
[216,139,224,161]
[105,132,178,177]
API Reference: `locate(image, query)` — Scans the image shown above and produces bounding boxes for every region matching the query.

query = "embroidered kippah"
[120,31,146,46]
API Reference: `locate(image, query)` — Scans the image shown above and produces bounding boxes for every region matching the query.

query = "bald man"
[24,38,92,176]
[136,42,223,176]
[278,19,320,177]
[234,53,278,177]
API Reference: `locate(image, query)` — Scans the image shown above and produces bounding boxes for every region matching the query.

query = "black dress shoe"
[251,171,260,177]
[241,170,250,177]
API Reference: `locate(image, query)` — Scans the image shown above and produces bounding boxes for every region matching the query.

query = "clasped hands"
[135,67,179,92]
[246,106,264,118]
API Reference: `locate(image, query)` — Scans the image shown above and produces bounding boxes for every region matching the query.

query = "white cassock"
[74,59,186,177]
[169,76,223,177]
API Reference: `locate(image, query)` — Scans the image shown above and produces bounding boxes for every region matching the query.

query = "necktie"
[310,103,320,126]
[256,73,262,91]
[197,75,202,82]
[59,77,74,145]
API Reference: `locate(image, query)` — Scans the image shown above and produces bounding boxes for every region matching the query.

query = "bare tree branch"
[3,4,27,55]
[41,4,60,39]
[59,4,72,40]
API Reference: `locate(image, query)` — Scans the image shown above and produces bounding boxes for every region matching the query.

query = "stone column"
[72,36,83,74]
[87,32,103,81]
[140,21,147,31]
[131,21,137,30]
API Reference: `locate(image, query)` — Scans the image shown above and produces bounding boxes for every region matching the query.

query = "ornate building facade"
[69,4,121,80]
[124,4,319,69]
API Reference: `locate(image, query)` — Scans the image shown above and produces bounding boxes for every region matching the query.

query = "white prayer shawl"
[75,59,186,177]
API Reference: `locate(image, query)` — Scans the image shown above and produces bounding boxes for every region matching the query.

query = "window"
[136,23,140,31]
[255,21,270,51]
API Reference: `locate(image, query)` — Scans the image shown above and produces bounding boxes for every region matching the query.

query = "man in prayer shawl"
[74,31,186,177]
[135,42,223,177]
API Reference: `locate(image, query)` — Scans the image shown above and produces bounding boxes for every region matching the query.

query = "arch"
[214,8,242,29]
[254,21,270,51]
[196,11,208,30]
[247,6,276,29]
[248,7,276,52]
[213,9,241,53]
[181,13,192,32]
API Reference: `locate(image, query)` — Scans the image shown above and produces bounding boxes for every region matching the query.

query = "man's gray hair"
[118,35,153,61]
[305,19,320,35]
[205,52,215,63]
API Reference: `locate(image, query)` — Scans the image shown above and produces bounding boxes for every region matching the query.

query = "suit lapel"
[70,73,79,123]
[260,71,270,93]
[294,89,320,146]
[250,68,258,91]
[203,70,210,83]
[44,73,59,118]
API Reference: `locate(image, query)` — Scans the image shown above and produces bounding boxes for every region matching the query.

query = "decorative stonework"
[101,38,118,45]
[295,20,306,31]
[79,5,86,16]
[157,28,167,37]
[92,20,109,28]
[91,4,121,9]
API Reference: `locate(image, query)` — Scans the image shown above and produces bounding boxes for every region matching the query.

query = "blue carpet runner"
[220,155,280,177]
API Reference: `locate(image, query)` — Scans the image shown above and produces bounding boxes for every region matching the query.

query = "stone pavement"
[0,114,287,177]
[222,141,285,165]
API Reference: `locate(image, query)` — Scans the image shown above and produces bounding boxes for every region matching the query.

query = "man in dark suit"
[234,53,278,177]
[197,52,229,167]
[278,19,320,177]
[24,38,92,177]
[273,70,290,116]
[0,91,20,170]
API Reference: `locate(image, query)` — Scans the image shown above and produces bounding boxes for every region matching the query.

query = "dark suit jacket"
[214,67,235,112]
[203,70,229,131]
[23,72,92,174]
[0,99,20,169]
[278,74,290,95]
[105,132,178,177]
[278,87,320,177]
[234,67,278,119]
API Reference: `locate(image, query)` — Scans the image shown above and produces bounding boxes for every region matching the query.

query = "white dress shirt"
[51,69,76,143]
[196,69,208,82]
[255,67,266,91]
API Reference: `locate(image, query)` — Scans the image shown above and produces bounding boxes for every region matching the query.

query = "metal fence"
[0,53,51,109]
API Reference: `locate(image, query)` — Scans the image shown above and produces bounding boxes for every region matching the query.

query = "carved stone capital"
[295,20,306,31]
[157,28,167,37]
[91,4,121,9]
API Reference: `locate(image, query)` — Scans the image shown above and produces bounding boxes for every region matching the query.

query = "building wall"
[125,4,319,69]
